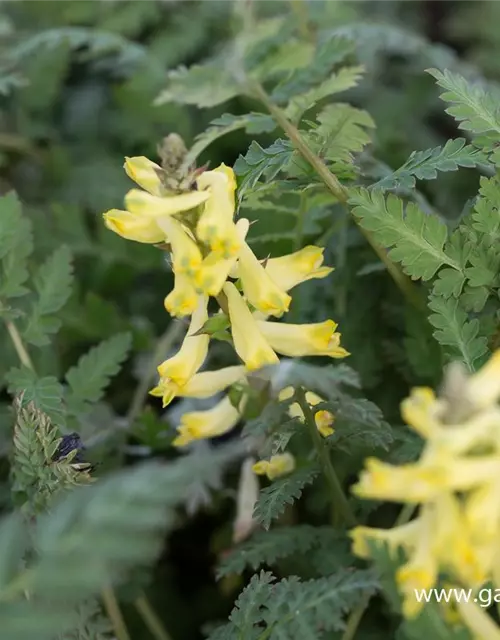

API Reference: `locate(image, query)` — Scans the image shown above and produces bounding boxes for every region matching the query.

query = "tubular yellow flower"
[159,217,203,278]
[223,282,279,372]
[257,319,349,358]
[196,164,241,258]
[173,395,244,447]
[238,241,291,317]
[264,246,334,292]
[252,453,296,480]
[457,600,500,640]
[400,387,442,438]
[279,386,335,437]
[350,520,420,559]
[178,366,246,398]
[103,209,167,244]
[124,156,163,195]
[151,296,209,405]
[194,219,250,296]
[164,272,198,318]
[125,188,209,217]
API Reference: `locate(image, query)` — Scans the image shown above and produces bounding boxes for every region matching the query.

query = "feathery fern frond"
[374,138,487,190]
[285,65,365,124]
[349,188,458,280]
[65,332,132,414]
[0,192,33,303]
[315,104,375,163]
[23,245,74,346]
[6,369,65,425]
[428,68,500,150]
[254,466,319,530]
[427,295,488,371]
[217,526,344,578]
[210,569,378,640]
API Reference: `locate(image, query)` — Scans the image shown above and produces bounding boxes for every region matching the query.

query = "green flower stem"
[250,82,425,311]
[102,585,131,640]
[295,388,356,528]
[135,592,174,640]
[4,318,34,370]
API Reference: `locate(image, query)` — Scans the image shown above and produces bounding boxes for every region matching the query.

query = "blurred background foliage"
[1,1,499,638]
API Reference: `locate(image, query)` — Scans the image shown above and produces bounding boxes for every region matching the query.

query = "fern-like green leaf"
[23,246,74,346]
[211,569,378,640]
[217,526,343,578]
[427,68,500,149]
[234,140,296,200]
[272,37,354,103]
[254,466,319,530]
[285,65,365,124]
[155,63,239,108]
[374,138,487,190]
[315,104,375,163]
[349,188,458,280]
[427,295,488,371]
[6,367,65,425]
[473,176,500,239]
[184,113,276,167]
[65,332,132,413]
[0,192,33,301]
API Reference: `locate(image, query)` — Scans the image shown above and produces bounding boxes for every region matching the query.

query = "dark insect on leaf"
[52,432,93,472]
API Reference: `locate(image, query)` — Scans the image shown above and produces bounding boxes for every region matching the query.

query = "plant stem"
[340,593,371,640]
[135,592,173,640]
[126,320,185,427]
[251,82,424,311]
[5,319,34,370]
[296,388,356,528]
[102,585,131,640]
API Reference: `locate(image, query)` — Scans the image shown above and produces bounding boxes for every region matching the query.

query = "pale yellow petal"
[179,366,246,398]
[265,246,334,291]
[224,282,279,372]
[124,156,163,195]
[258,319,349,358]
[164,272,199,318]
[125,188,209,217]
[103,209,166,243]
[173,395,243,447]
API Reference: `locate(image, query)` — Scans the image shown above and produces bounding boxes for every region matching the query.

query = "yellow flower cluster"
[103,156,348,449]
[350,350,500,636]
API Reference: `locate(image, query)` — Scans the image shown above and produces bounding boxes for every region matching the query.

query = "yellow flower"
[223,282,279,372]
[400,387,442,438]
[173,395,244,447]
[103,209,167,244]
[196,164,241,258]
[278,386,335,437]
[252,453,296,480]
[350,520,420,559]
[164,272,198,318]
[257,319,349,358]
[457,600,500,640]
[159,217,203,278]
[264,246,334,292]
[194,219,250,296]
[177,366,246,398]
[151,297,209,405]
[124,156,163,195]
[237,241,291,317]
[124,188,208,217]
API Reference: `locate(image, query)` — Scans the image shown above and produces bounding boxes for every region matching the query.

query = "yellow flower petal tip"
[252,453,295,480]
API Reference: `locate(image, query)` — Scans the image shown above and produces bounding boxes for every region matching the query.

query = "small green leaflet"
[155,62,239,108]
[183,113,275,168]
[349,188,457,280]
[427,68,500,149]
[374,138,487,190]
[253,465,319,530]
[473,176,500,239]
[23,246,74,346]
[65,332,132,414]
[427,295,488,372]
[285,65,365,124]
[6,367,65,425]
[0,192,33,301]
[316,104,375,163]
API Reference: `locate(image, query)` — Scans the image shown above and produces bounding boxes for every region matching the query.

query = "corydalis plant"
[102,138,348,455]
